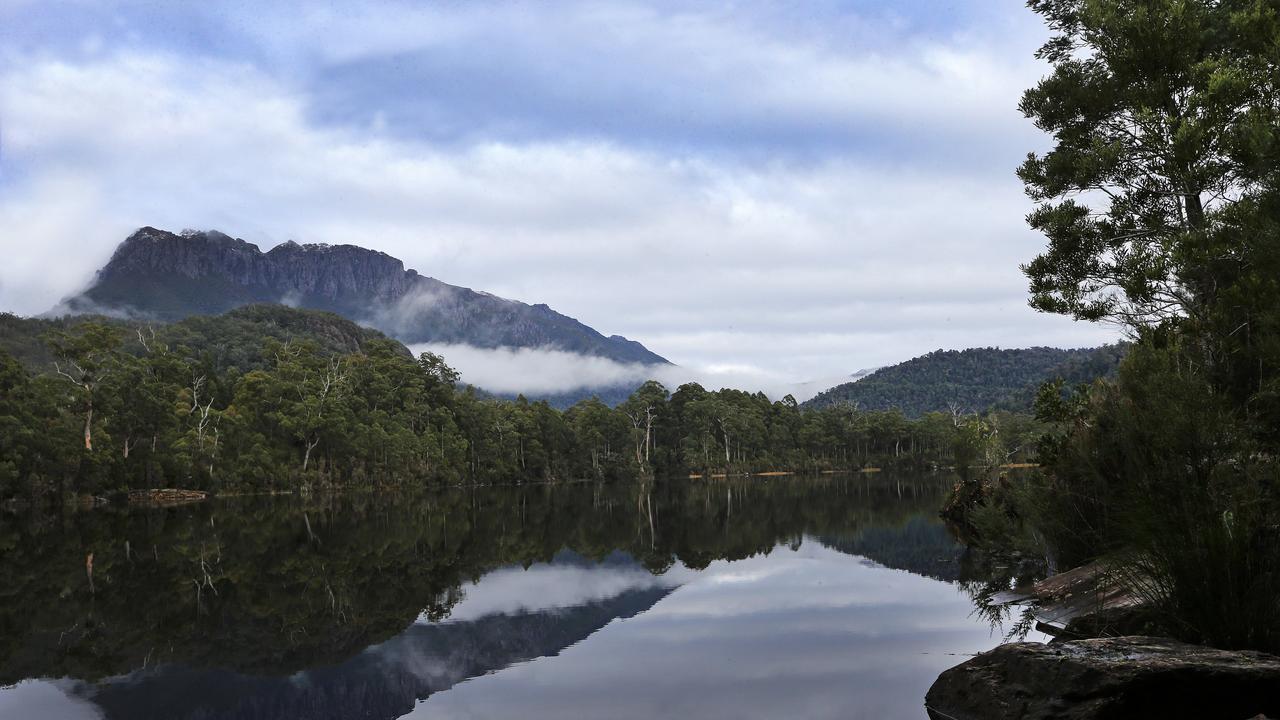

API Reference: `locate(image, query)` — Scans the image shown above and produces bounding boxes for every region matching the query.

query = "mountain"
[58,227,668,366]
[802,345,1126,417]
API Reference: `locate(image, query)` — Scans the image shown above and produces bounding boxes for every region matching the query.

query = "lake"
[0,474,1031,719]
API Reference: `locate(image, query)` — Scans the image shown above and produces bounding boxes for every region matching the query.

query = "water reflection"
[0,474,1002,719]
[80,566,674,720]
[433,551,680,623]
[411,544,998,720]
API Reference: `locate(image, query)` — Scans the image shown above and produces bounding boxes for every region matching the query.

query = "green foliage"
[2,304,398,378]
[1007,341,1280,651]
[994,0,1280,653]
[0,306,1052,500]
[1020,0,1280,326]
[0,352,39,496]
[804,346,1124,417]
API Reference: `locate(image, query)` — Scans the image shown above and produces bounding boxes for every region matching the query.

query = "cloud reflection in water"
[406,541,1001,720]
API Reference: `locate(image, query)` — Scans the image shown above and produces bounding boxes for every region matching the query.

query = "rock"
[925,636,1280,720]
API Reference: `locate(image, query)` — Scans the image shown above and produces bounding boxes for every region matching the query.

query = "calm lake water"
[0,474,1029,719]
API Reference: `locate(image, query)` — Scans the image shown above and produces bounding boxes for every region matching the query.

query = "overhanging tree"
[1019,0,1280,329]
[1013,0,1280,651]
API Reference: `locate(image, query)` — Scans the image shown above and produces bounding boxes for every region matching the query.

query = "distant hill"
[802,345,1126,417]
[1,304,409,376]
[57,227,668,366]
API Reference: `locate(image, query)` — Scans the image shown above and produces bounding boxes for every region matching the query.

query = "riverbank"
[929,553,1280,719]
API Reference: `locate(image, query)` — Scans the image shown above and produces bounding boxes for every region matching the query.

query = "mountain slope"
[60,227,668,365]
[802,345,1125,417]
[2,304,410,375]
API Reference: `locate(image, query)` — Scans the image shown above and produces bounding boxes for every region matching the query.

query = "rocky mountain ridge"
[60,227,668,365]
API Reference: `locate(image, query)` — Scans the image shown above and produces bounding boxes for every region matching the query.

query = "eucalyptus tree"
[621,380,669,470]
[566,398,607,475]
[43,323,125,452]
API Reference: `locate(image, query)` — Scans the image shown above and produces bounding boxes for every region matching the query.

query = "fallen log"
[128,489,209,507]
[989,559,1143,634]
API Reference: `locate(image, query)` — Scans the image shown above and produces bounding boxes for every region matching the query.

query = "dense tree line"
[0,306,1044,500]
[803,345,1124,417]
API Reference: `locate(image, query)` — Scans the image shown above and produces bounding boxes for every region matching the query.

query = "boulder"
[925,636,1280,720]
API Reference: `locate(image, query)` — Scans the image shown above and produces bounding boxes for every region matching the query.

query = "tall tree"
[1019,0,1280,328]
[621,381,668,469]
[44,323,124,452]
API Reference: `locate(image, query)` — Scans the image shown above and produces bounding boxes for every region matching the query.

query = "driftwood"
[990,560,1143,634]
[128,489,209,507]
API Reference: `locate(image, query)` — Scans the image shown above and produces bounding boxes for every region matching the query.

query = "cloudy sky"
[0,0,1118,396]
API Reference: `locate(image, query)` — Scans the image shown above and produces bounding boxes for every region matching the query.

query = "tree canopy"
[0,306,1046,501]
[1020,0,1280,328]
[803,346,1124,417]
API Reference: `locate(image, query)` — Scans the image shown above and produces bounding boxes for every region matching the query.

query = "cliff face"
[62,227,668,365]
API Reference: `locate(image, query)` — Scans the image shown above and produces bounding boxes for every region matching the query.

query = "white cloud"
[213,1,1047,161]
[405,542,1009,720]
[0,3,1120,383]
[410,343,656,396]
[410,343,865,401]
[0,680,101,720]
[424,562,686,624]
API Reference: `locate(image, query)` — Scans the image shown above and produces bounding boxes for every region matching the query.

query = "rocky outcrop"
[925,636,1280,720]
[60,227,668,365]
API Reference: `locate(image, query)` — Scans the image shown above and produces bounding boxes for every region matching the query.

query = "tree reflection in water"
[0,474,1002,720]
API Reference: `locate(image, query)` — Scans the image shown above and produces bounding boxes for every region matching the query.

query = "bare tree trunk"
[303,437,320,472]
[644,411,654,463]
[645,489,655,548]
[83,401,93,451]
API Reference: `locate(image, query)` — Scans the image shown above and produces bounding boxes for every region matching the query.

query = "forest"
[0,305,1045,501]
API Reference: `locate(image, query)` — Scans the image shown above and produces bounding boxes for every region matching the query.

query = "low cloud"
[424,562,687,625]
[365,287,447,338]
[410,343,655,396]
[410,343,868,401]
